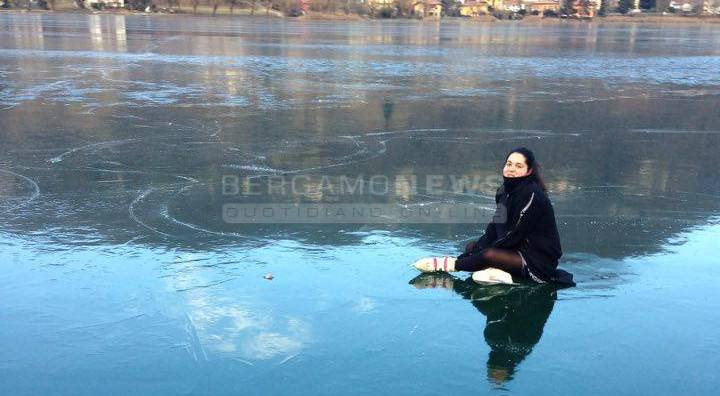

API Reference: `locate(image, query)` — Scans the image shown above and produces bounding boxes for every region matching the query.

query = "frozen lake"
[1,12,720,395]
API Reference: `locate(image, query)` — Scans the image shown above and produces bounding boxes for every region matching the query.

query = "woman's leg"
[455,248,524,276]
[464,240,477,254]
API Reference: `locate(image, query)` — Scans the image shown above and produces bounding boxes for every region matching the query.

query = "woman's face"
[503,152,532,178]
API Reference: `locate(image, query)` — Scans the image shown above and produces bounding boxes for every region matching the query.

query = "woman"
[414,147,574,285]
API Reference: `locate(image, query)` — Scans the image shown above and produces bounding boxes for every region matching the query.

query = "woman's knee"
[480,248,523,271]
[480,248,501,263]
[464,240,476,254]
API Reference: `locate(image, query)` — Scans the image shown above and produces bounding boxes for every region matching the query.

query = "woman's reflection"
[409,273,566,385]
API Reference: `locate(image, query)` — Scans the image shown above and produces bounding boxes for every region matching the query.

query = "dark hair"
[505,147,547,192]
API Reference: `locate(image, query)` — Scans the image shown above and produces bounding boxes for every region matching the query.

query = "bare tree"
[212,0,221,14]
[395,0,420,16]
[655,0,671,11]
[192,0,199,14]
[226,0,238,13]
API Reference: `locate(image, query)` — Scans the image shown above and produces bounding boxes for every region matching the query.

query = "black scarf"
[502,174,532,193]
[494,174,533,239]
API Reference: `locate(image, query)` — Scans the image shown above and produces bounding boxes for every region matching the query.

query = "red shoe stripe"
[443,256,448,271]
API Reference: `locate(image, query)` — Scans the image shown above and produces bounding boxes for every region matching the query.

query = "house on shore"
[523,0,561,13]
[298,0,311,13]
[413,0,443,19]
[459,0,492,17]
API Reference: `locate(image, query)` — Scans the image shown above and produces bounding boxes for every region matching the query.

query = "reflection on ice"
[169,254,312,362]
[2,13,720,394]
[409,273,565,385]
[0,169,40,213]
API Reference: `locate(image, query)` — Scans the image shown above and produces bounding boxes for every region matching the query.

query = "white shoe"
[413,256,456,272]
[472,268,514,284]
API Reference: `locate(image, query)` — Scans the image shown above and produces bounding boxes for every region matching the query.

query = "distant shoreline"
[2,8,720,24]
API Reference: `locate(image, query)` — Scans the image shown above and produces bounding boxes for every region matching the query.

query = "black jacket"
[475,177,573,285]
